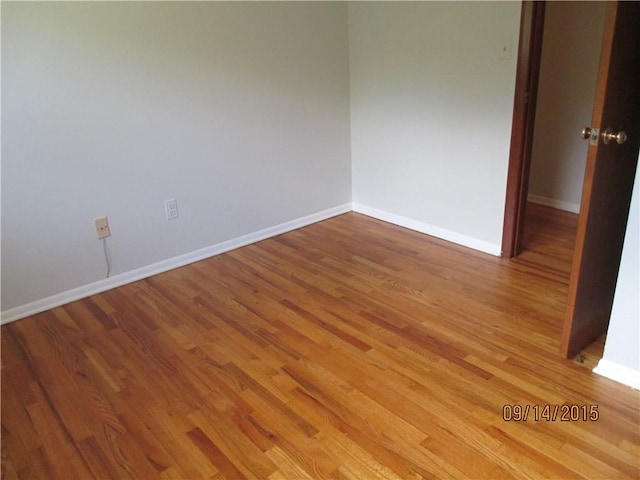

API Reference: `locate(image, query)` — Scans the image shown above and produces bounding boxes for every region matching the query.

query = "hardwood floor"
[518,203,605,368]
[2,205,638,479]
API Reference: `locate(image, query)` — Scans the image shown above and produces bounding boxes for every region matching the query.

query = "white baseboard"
[528,194,580,214]
[352,203,501,257]
[593,359,640,391]
[1,203,352,325]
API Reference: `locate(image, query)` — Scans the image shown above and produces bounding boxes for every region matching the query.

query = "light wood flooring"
[2,204,638,479]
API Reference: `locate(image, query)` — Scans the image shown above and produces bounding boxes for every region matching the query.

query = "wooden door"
[561,1,640,358]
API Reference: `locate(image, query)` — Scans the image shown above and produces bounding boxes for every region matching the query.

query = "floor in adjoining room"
[518,202,606,369]
[2,207,638,479]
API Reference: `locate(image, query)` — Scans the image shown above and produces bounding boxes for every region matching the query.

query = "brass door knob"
[581,126,599,145]
[602,128,628,145]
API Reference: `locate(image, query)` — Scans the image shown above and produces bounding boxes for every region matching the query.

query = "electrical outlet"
[95,216,111,239]
[165,198,179,220]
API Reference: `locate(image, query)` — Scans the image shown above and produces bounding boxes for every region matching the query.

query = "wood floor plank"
[2,204,638,479]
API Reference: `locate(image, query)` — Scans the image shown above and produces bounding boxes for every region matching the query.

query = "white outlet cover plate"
[94,216,111,238]
[165,199,179,220]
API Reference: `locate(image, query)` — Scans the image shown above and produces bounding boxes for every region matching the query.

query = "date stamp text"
[502,404,599,422]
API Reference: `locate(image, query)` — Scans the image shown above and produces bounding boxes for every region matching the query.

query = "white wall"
[1,2,352,315]
[528,1,606,213]
[595,165,640,390]
[349,1,521,254]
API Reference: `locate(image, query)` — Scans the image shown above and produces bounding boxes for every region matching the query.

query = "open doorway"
[520,2,607,365]
[505,1,640,361]
[503,1,629,361]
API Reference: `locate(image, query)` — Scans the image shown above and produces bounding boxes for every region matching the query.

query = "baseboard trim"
[593,359,640,391]
[1,203,352,325]
[528,194,580,214]
[352,203,501,256]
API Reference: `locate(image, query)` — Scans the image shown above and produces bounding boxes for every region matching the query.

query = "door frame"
[501,1,546,258]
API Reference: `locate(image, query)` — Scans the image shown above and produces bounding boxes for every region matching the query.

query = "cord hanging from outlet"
[102,238,112,278]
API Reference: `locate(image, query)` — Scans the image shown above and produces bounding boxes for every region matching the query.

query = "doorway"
[521,1,607,363]
[503,1,640,360]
